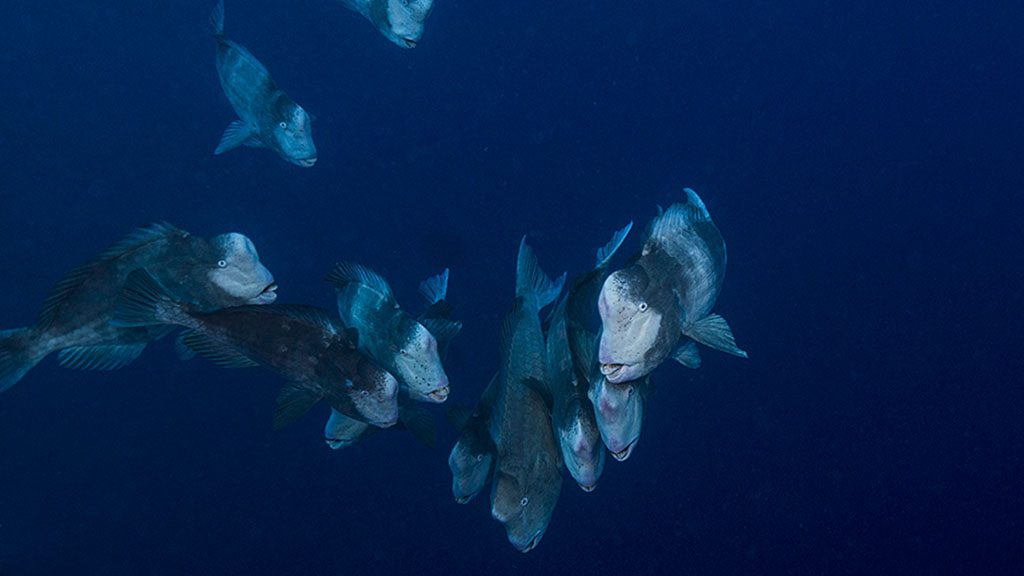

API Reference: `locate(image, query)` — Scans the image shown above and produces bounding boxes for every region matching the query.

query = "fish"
[210,0,317,167]
[324,393,435,449]
[598,188,747,384]
[114,270,399,428]
[0,222,276,394]
[531,223,633,491]
[447,374,498,504]
[337,0,434,49]
[488,238,566,553]
[416,268,463,361]
[573,327,651,462]
[327,262,456,403]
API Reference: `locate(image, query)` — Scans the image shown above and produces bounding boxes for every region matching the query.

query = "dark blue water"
[2,1,1022,574]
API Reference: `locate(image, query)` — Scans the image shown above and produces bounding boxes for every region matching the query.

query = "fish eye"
[399,349,408,356]
[278,121,287,129]
[520,497,529,507]
[360,390,369,397]
[638,302,648,312]
[476,454,484,462]
[627,385,635,396]
[217,259,227,268]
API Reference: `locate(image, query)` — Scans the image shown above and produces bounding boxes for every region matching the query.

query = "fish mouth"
[248,282,278,304]
[455,494,474,505]
[426,385,450,403]
[600,362,627,381]
[295,157,317,167]
[610,439,637,462]
[578,482,597,493]
[517,534,542,553]
[402,38,418,48]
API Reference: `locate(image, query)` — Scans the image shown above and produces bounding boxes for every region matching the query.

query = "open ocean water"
[1,0,1022,574]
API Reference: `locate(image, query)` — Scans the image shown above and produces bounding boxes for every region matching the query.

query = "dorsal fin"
[326,262,394,302]
[595,221,633,269]
[419,317,462,357]
[248,304,339,333]
[38,223,186,328]
[515,237,565,310]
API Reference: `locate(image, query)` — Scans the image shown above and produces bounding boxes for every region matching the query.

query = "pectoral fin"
[215,120,256,154]
[671,340,701,369]
[684,314,748,358]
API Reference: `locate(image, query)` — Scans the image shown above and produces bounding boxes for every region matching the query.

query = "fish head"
[272,102,317,167]
[559,404,605,492]
[448,436,494,504]
[493,453,562,553]
[597,265,669,383]
[206,233,277,306]
[589,377,644,461]
[324,408,369,450]
[348,360,400,427]
[384,0,434,48]
[393,320,450,403]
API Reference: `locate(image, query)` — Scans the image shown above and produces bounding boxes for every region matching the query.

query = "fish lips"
[609,438,638,462]
[599,361,643,384]
[247,282,278,304]
[409,384,449,404]
[292,156,317,167]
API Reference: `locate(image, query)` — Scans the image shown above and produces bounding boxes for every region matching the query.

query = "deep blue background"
[1,0,1022,574]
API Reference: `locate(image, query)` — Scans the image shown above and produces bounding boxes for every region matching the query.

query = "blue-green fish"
[211,0,317,167]
[337,0,434,49]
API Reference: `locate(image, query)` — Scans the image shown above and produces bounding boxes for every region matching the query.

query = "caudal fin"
[210,0,225,37]
[0,328,47,394]
[515,237,566,311]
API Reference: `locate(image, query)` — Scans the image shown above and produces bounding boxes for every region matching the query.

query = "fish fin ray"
[595,221,634,269]
[671,340,702,369]
[419,317,461,357]
[175,332,198,361]
[57,343,147,371]
[418,268,449,305]
[179,330,259,368]
[515,236,565,310]
[111,269,183,327]
[210,0,225,36]
[326,262,394,302]
[274,384,320,429]
[214,120,255,155]
[684,314,748,358]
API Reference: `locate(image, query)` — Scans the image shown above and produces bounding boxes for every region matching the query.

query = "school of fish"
[0,0,748,554]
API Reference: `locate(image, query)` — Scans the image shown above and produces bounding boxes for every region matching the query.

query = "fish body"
[488,239,565,553]
[0,223,276,393]
[598,188,746,384]
[324,393,435,449]
[115,271,398,428]
[211,0,317,166]
[328,263,450,403]
[448,374,498,504]
[337,0,434,49]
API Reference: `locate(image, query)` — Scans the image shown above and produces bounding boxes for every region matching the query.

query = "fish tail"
[515,236,566,310]
[112,269,189,328]
[0,327,49,394]
[210,0,225,37]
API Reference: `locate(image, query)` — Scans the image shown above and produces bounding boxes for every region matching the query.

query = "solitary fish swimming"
[598,188,747,384]
[114,270,399,428]
[0,222,276,394]
[211,0,317,167]
[337,0,434,49]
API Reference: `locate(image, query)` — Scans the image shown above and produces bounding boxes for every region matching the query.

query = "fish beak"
[402,38,418,48]
[600,363,626,381]
[455,494,473,505]
[426,385,450,403]
[610,439,637,462]
[578,482,597,493]
[296,157,317,167]
[249,282,278,304]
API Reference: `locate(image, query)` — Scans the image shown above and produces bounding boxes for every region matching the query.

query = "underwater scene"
[1,0,1021,574]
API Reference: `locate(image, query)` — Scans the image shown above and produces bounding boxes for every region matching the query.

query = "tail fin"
[112,269,185,328]
[515,236,566,311]
[0,328,47,394]
[210,0,225,37]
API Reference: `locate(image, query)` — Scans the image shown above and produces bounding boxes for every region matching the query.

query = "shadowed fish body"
[598,188,746,384]
[324,391,435,449]
[448,374,498,504]
[488,238,565,553]
[114,271,398,428]
[211,0,317,167]
[0,223,276,394]
[337,0,434,49]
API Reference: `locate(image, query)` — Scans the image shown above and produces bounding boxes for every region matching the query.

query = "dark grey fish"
[447,374,498,504]
[114,270,398,428]
[598,188,746,384]
[324,392,435,449]
[532,223,632,491]
[488,238,565,553]
[0,223,276,393]
[337,0,434,49]
[211,0,317,167]
[328,262,456,403]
